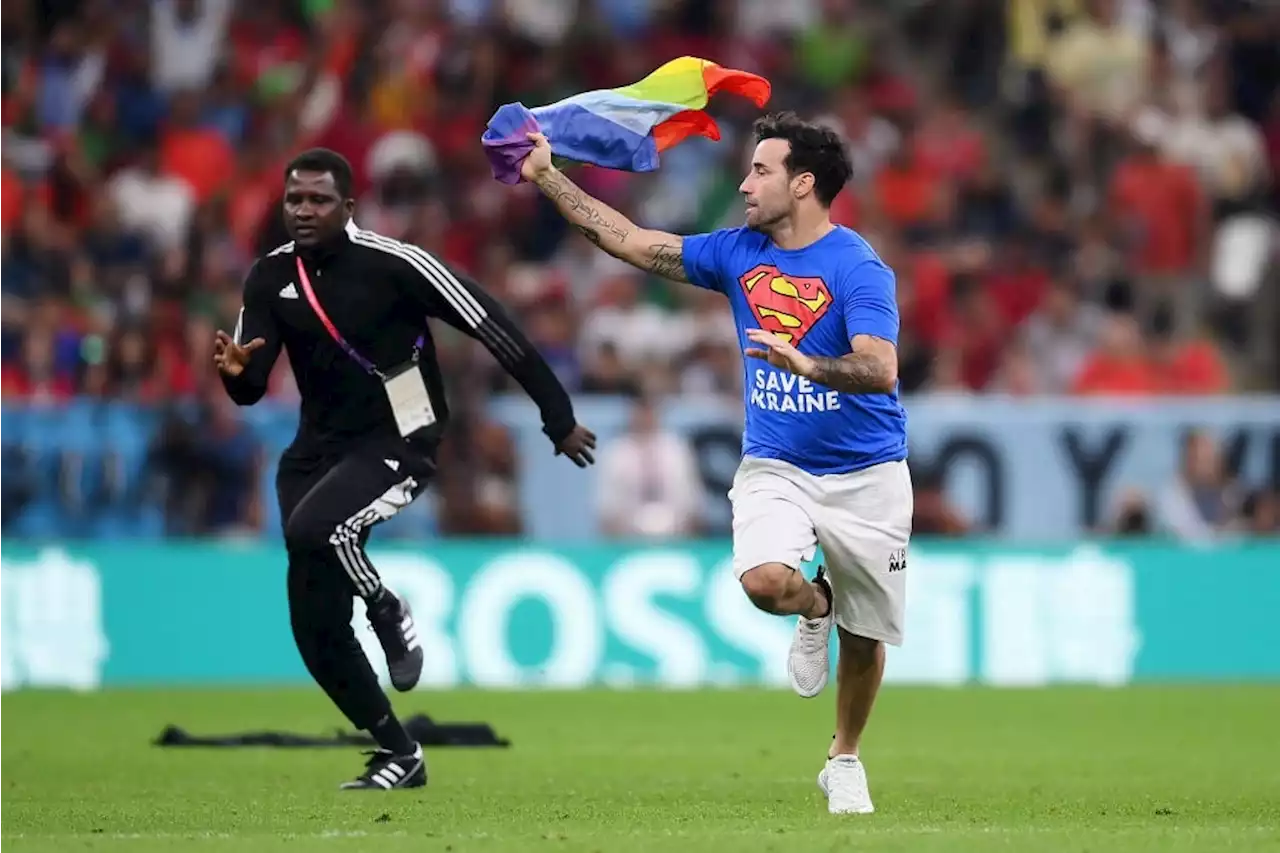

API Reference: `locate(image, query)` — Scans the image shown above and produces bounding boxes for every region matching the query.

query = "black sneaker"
[339,744,427,791]
[367,589,424,692]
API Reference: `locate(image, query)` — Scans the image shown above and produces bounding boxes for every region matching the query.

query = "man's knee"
[284,507,338,555]
[739,562,796,612]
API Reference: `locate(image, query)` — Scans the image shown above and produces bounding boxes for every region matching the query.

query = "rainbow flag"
[482,56,771,185]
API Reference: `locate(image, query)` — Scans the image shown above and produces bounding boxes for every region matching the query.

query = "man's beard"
[746,207,787,233]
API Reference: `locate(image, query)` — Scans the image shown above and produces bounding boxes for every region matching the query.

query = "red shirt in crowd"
[900,251,951,347]
[1154,340,1230,394]
[941,287,1007,390]
[873,158,940,229]
[161,126,235,203]
[1,365,76,402]
[913,121,985,183]
[1108,155,1202,274]
[1071,355,1162,395]
[985,263,1051,327]
[2,167,53,234]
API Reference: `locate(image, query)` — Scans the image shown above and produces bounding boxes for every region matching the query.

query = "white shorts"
[729,456,913,646]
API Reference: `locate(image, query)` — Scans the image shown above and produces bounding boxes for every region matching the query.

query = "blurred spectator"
[1109,487,1155,537]
[671,286,740,398]
[818,88,899,189]
[871,141,942,237]
[0,440,37,531]
[737,0,818,39]
[431,415,523,537]
[910,464,970,536]
[2,324,77,402]
[159,88,235,203]
[106,140,194,250]
[35,20,106,134]
[1072,213,1127,296]
[1240,490,1280,537]
[1147,303,1230,394]
[988,336,1042,396]
[469,419,522,536]
[925,345,971,395]
[1157,430,1241,543]
[796,0,869,94]
[1107,116,1207,281]
[551,231,639,305]
[82,194,148,285]
[148,390,263,537]
[1142,76,1271,219]
[913,91,986,186]
[581,341,640,396]
[1160,0,1217,87]
[1024,278,1104,394]
[578,270,678,380]
[596,395,703,539]
[1072,310,1159,395]
[983,230,1052,327]
[941,273,1007,391]
[151,0,234,95]
[1046,0,1149,121]
[957,157,1018,247]
[106,325,163,402]
[523,297,582,392]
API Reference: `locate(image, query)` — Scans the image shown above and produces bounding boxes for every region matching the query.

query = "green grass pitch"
[4,686,1279,852]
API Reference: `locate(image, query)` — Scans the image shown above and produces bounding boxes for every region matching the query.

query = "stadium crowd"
[3,0,1278,538]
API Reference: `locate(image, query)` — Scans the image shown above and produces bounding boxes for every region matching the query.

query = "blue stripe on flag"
[524,102,661,172]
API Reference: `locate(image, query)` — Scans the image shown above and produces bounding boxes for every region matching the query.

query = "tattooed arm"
[529,166,690,282]
[807,334,899,395]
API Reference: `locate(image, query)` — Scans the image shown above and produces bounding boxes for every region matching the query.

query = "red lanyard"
[296,256,396,379]
[294,256,425,379]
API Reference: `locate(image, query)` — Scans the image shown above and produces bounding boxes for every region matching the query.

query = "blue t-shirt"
[682,225,907,476]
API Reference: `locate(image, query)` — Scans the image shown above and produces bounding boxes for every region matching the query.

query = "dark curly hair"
[751,112,852,208]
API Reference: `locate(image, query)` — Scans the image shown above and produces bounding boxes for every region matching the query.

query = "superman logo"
[737,265,832,345]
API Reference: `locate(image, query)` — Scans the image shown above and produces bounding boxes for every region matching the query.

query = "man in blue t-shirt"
[520,112,912,815]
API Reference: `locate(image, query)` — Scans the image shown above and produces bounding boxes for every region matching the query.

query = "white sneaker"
[822,755,874,814]
[787,566,832,697]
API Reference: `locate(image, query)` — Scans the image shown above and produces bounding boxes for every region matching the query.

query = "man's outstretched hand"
[213,330,265,378]
[555,424,597,468]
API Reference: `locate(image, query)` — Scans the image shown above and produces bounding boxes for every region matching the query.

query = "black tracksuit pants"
[276,434,433,730]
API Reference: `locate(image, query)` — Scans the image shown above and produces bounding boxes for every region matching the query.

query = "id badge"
[383,363,437,437]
